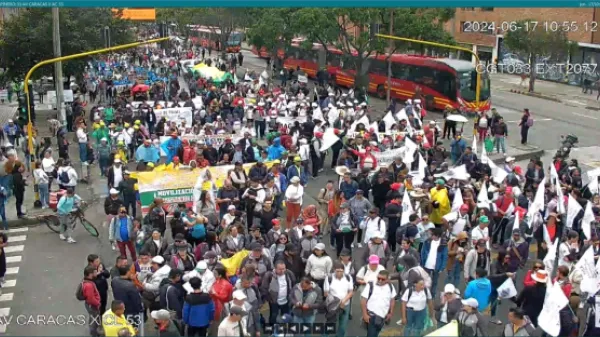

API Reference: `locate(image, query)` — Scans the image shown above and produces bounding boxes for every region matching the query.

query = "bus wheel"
[377,85,386,99]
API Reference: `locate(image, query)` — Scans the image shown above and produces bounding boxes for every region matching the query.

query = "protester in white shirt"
[33,162,50,209]
[361,208,386,244]
[360,270,396,337]
[470,216,490,249]
[400,277,435,336]
[442,204,470,237]
[56,161,78,188]
[558,230,580,269]
[285,176,304,225]
[217,306,249,337]
[323,262,354,335]
[356,255,386,289]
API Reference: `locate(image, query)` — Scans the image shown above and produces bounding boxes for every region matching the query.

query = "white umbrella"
[446,115,469,123]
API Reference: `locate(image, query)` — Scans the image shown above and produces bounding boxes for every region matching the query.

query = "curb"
[490,148,545,165]
[508,89,562,103]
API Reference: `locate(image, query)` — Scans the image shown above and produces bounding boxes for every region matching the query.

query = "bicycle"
[45,202,100,238]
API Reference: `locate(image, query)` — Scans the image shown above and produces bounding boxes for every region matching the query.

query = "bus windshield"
[458,70,491,102]
[227,32,243,46]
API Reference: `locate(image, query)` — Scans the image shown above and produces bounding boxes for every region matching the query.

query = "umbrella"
[446,114,469,123]
[132,84,149,93]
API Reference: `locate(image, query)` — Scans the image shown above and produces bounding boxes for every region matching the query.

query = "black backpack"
[366,281,394,301]
[328,274,351,286]
[59,169,70,184]
[75,281,88,301]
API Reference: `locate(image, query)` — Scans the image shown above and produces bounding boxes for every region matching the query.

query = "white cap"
[7,119,12,123]
[505,157,516,162]
[444,284,456,294]
[109,188,119,195]
[360,102,367,107]
[371,231,384,239]
[461,298,479,308]
[303,225,315,232]
[196,261,208,270]
[228,205,236,211]
[152,256,165,264]
[114,159,121,163]
[232,290,247,300]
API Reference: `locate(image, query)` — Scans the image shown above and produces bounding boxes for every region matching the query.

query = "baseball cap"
[444,284,456,294]
[368,255,380,264]
[151,309,171,320]
[232,290,247,300]
[229,306,248,316]
[151,256,165,264]
[461,298,479,308]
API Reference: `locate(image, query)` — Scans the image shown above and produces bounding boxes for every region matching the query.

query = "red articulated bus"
[189,25,244,53]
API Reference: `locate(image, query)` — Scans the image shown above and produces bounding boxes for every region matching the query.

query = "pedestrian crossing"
[0,227,28,334]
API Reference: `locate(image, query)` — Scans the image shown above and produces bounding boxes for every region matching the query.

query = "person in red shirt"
[81,266,101,336]
[523,260,545,288]
[493,186,515,246]
[349,148,378,171]
[555,265,573,298]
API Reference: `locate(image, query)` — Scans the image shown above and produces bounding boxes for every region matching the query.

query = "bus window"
[369,59,387,76]
[434,71,456,100]
[327,52,341,67]
[409,66,436,87]
[391,63,409,79]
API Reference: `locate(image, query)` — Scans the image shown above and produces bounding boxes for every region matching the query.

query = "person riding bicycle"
[56,188,82,244]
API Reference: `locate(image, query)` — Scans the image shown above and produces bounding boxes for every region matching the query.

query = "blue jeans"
[79,143,88,163]
[335,306,350,337]
[404,308,427,337]
[447,262,462,286]
[293,314,316,337]
[38,183,49,208]
[0,202,7,230]
[366,314,385,337]
[99,157,109,177]
[0,176,10,200]
[494,136,506,154]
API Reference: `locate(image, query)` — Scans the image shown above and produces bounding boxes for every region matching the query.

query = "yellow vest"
[102,310,136,337]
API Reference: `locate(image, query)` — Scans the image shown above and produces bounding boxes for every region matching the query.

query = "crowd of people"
[0,37,594,337]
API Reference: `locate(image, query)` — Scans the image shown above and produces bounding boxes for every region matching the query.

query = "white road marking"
[3,280,16,288]
[565,100,588,106]
[5,256,21,264]
[0,307,10,333]
[5,267,19,275]
[7,235,26,243]
[0,294,14,302]
[5,227,28,233]
[505,118,553,123]
[571,111,598,120]
[4,245,23,254]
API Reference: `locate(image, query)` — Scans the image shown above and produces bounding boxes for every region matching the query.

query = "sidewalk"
[490,72,600,109]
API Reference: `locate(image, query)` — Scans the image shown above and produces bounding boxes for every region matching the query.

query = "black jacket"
[159,280,185,319]
[111,277,143,316]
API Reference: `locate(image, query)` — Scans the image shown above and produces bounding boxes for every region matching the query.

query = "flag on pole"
[452,187,464,212]
[400,191,414,226]
[477,182,489,203]
[527,177,546,228]
[582,201,595,240]
[566,194,583,228]
[472,135,478,155]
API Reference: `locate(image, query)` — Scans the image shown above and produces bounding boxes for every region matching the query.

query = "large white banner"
[538,281,569,337]
[155,107,193,126]
[372,147,404,167]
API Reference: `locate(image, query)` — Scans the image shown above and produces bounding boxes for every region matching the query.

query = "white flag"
[550,162,560,184]
[497,278,518,299]
[319,128,340,152]
[400,191,414,226]
[589,176,600,195]
[582,201,595,240]
[566,194,583,228]
[452,187,464,212]
[543,238,558,274]
[538,281,569,337]
[472,135,478,155]
[414,153,427,184]
[403,138,418,165]
[577,247,600,295]
[477,182,489,203]
[552,164,566,214]
[512,210,520,233]
[527,177,546,228]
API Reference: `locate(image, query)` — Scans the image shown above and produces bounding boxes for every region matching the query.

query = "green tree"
[0,8,135,81]
[156,8,207,38]
[504,20,571,92]
[246,9,300,65]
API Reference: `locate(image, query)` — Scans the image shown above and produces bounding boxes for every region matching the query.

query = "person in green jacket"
[103,106,114,125]
[92,121,110,148]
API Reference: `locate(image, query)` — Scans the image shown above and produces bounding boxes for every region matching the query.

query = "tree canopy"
[504,20,571,92]
[0,8,136,81]
[247,8,455,87]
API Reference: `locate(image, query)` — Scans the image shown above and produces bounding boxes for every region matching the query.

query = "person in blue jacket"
[183,276,215,336]
[286,156,307,186]
[135,138,160,165]
[161,131,182,164]
[420,228,448,295]
[267,137,285,161]
[449,132,467,164]
[464,267,492,312]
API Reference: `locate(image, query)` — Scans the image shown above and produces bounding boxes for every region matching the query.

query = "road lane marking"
[0,294,14,302]
[7,235,26,243]
[0,307,9,333]
[5,267,18,275]
[571,111,598,120]
[3,280,16,288]
[5,227,28,233]
[5,256,21,264]
[4,245,23,254]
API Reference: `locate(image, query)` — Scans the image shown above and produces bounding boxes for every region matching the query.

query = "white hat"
[360,102,367,107]
[505,157,516,163]
[109,188,119,195]
[314,243,326,251]
[114,159,122,163]
[303,225,315,232]
[228,205,236,211]
[371,231,384,239]
[232,290,247,300]
[151,309,171,320]
[531,270,549,283]
[414,99,421,104]
[444,284,456,294]
[7,119,12,123]
[311,102,318,107]
[196,261,208,270]
[461,298,479,308]
[151,256,165,264]
[290,176,300,183]
[335,166,350,176]
[406,99,412,104]
[328,93,335,97]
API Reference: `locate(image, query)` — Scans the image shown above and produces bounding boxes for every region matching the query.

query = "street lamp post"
[52,8,65,123]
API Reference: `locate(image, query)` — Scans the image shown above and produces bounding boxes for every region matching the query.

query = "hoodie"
[305,254,333,280]
[267,137,286,161]
[183,292,215,328]
[464,277,492,312]
[143,265,171,293]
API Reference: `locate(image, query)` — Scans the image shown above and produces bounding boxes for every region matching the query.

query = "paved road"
[238,49,600,151]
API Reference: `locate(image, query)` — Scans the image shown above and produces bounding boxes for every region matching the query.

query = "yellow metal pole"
[375,33,481,106]
[23,37,170,156]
